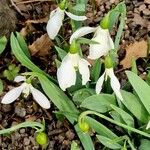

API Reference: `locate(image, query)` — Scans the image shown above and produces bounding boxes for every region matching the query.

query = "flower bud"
[35,132,48,146]
[104,55,113,69]
[79,121,90,133]
[100,13,110,29]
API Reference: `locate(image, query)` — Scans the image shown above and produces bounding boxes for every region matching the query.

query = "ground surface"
[0,0,150,149]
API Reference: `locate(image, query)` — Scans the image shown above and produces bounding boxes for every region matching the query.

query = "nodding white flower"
[57,53,91,91]
[96,68,123,101]
[1,76,50,109]
[69,26,114,59]
[46,7,87,39]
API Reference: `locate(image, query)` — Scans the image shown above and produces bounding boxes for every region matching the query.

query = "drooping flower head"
[69,13,114,59]
[46,0,87,39]
[1,75,51,109]
[96,55,123,101]
[57,41,91,91]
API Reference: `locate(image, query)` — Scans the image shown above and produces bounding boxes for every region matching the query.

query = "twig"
[16,0,53,4]
[9,0,24,16]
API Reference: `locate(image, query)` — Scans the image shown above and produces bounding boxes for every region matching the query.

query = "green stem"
[0,121,45,135]
[79,110,150,139]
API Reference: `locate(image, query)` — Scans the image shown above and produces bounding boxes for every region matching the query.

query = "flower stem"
[0,121,45,135]
[78,110,150,138]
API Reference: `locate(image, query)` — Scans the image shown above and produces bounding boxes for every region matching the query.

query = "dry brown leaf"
[120,40,148,69]
[28,33,53,56]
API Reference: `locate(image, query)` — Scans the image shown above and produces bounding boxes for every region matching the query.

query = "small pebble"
[144,0,150,4]
[139,4,146,11]
[143,9,150,15]
[15,107,26,117]
[20,129,25,134]
[23,137,30,146]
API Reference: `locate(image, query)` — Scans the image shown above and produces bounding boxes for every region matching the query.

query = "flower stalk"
[78,110,150,138]
[0,121,45,135]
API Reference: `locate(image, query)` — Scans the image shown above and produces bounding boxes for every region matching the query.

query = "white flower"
[69,26,114,59]
[96,68,123,101]
[46,7,87,39]
[1,76,50,109]
[57,53,90,91]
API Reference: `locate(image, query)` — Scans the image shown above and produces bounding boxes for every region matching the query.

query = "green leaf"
[72,3,85,12]
[110,104,134,128]
[131,58,138,74]
[55,46,67,60]
[91,59,101,82]
[96,135,122,149]
[73,88,95,105]
[75,124,95,150]
[71,141,80,150]
[86,117,118,139]
[114,2,126,50]
[80,94,116,113]
[139,139,150,150]
[10,32,56,83]
[0,79,3,94]
[121,90,149,123]
[126,71,150,114]
[76,37,100,45]
[109,10,120,31]
[16,32,31,58]
[0,36,7,54]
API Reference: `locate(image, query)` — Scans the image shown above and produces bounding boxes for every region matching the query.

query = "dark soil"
[0,0,150,149]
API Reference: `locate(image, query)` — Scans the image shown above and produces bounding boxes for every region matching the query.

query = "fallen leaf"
[28,34,53,56]
[120,40,148,69]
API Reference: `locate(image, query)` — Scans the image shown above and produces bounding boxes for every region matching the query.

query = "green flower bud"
[69,40,79,54]
[59,0,67,10]
[35,132,48,146]
[79,121,90,133]
[104,55,113,69]
[100,13,110,29]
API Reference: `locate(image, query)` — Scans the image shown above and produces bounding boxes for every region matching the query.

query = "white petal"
[88,27,114,59]
[95,72,105,94]
[14,75,26,82]
[69,27,97,44]
[46,7,65,39]
[50,8,58,18]
[146,120,150,130]
[78,58,91,85]
[57,54,76,91]
[1,85,24,104]
[65,11,87,21]
[106,68,123,101]
[30,86,51,109]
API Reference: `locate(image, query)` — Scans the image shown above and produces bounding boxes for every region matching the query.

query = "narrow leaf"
[80,94,116,113]
[126,71,150,114]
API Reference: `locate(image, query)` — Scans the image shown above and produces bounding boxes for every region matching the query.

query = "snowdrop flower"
[70,26,114,59]
[57,42,90,91]
[46,2,87,40]
[1,75,50,109]
[96,56,123,101]
[70,13,114,59]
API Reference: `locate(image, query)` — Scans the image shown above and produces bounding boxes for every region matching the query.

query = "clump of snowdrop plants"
[1,1,150,149]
